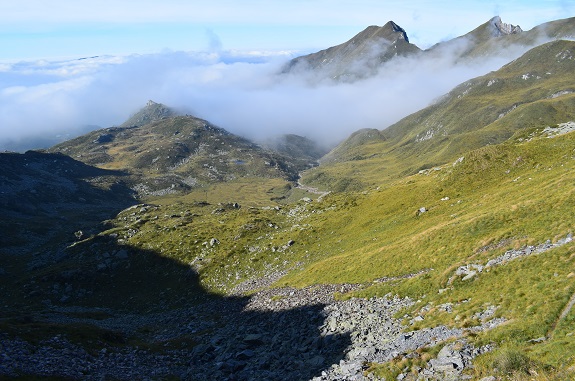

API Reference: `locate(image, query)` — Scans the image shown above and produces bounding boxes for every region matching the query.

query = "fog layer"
[0,40,538,152]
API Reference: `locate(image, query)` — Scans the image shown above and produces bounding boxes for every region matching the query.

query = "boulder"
[429,343,465,374]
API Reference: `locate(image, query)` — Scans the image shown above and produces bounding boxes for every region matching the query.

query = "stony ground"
[0,276,503,380]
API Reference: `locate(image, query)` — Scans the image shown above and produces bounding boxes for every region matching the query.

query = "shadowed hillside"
[0,233,351,380]
[0,150,136,254]
[0,151,350,380]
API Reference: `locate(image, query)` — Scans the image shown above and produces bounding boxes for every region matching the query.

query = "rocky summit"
[490,16,523,36]
[283,21,422,81]
[120,100,180,128]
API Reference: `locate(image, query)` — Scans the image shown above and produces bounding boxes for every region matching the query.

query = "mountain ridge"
[286,16,575,83]
[307,39,575,190]
[283,20,422,81]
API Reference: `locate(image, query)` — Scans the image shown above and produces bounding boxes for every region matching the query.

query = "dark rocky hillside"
[0,151,136,253]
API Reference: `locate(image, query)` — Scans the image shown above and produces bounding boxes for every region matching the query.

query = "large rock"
[429,343,465,373]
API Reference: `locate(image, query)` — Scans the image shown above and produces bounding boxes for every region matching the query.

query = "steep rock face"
[284,21,422,81]
[491,16,523,36]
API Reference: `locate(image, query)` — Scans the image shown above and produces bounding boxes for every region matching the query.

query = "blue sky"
[1,0,573,61]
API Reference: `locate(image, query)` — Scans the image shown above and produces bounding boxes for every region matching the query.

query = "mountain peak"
[283,20,420,81]
[358,21,410,44]
[490,16,523,36]
[120,100,179,128]
[385,21,409,42]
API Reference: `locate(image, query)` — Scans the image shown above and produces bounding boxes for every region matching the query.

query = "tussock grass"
[280,131,575,375]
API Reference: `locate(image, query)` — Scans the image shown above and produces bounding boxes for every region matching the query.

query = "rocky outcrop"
[451,234,573,283]
[491,16,523,36]
[120,100,179,128]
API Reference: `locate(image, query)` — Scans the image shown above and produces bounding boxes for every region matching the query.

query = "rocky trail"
[296,180,331,201]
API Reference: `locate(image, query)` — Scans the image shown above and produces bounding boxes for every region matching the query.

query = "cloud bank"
[0,39,540,152]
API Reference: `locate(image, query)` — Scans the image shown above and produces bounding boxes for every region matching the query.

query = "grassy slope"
[310,40,575,191]
[84,41,575,379]
[9,41,575,380]
[289,130,575,377]
[97,127,575,377]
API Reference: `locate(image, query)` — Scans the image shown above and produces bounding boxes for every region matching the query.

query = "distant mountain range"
[284,16,575,81]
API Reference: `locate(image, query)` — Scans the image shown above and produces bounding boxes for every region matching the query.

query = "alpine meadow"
[2,14,575,381]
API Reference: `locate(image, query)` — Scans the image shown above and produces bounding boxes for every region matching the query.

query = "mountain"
[284,21,422,81]
[430,16,575,61]
[50,104,302,195]
[310,39,575,190]
[286,16,575,83]
[258,134,330,169]
[427,16,523,59]
[4,18,575,381]
[119,100,179,127]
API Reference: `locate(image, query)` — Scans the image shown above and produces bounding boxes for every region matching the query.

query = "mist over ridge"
[1,16,572,152]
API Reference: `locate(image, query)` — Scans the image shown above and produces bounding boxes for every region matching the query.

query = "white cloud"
[0,32,542,153]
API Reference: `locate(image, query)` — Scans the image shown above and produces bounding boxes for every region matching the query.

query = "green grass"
[366,343,444,379]
[51,124,573,379]
[148,177,293,207]
[236,129,575,377]
[306,41,575,192]
[4,40,575,381]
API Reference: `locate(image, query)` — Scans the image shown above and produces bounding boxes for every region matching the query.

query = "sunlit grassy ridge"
[294,130,575,377]
[311,40,575,191]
